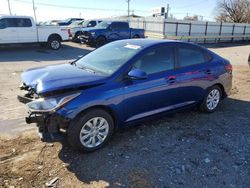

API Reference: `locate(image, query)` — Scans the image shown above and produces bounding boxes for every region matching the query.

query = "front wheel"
[67,109,114,152]
[200,85,222,113]
[95,36,106,47]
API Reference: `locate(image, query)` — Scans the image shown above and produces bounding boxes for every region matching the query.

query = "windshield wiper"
[78,66,96,74]
[70,61,76,65]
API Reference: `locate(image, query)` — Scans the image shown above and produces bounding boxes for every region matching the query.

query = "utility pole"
[165,3,170,19]
[32,0,37,23]
[126,0,130,18]
[7,0,12,15]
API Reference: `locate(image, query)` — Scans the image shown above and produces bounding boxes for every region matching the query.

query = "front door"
[0,18,19,43]
[122,45,180,123]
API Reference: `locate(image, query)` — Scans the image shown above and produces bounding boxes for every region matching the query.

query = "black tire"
[96,36,106,47]
[72,32,82,43]
[67,109,114,152]
[200,85,222,113]
[132,35,140,38]
[47,36,61,50]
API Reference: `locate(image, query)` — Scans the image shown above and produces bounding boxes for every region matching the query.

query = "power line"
[14,0,152,14]
[172,0,208,9]
[13,0,214,20]
[15,0,126,12]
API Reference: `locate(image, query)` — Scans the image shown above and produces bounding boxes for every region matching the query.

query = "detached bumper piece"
[26,113,69,142]
[17,95,33,104]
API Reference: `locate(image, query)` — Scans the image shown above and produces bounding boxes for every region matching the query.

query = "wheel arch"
[96,35,107,40]
[73,105,119,129]
[213,83,226,98]
[47,33,62,42]
[132,34,140,38]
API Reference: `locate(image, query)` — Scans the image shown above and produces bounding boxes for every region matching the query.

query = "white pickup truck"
[0,15,69,50]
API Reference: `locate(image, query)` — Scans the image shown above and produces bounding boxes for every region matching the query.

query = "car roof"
[112,39,189,48]
[0,15,32,19]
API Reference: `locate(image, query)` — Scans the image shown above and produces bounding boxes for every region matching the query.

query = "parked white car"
[0,15,69,50]
[68,20,102,42]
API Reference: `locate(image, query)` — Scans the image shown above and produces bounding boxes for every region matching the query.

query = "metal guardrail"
[145,32,250,42]
[127,18,250,43]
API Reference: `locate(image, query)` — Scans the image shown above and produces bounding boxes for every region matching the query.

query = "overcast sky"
[0,0,218,21]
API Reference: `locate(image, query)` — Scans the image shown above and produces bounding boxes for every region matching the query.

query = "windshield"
[81,21,90,27]
[69,21,83,27]
[95,21,111,28]
[75,42,142,75]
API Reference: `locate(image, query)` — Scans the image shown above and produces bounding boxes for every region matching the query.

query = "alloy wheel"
[206,89,220,110]
[79,117,109,148]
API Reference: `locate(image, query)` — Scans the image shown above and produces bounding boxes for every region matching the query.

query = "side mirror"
[128,69,147,80]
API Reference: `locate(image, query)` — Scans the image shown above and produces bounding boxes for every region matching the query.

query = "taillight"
[67,28,72,36]
[225,64,232,74]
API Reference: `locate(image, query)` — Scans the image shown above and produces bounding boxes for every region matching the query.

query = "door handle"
[203,69,212,74]
[167,76,176,83]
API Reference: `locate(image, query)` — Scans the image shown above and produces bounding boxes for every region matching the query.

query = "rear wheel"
[200,85,222,113]
[47,36,61,50]
[67,109,114,152]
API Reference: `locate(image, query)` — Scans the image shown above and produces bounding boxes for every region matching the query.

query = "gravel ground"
[0,42,249,187]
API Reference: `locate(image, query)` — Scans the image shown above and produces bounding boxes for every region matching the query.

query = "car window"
[0,19,7,29]
[133,46,175,75]
[111,22,129,30]
[15,18,32,27]
[88,21,96,27]
[178,47,205,67]
[0,18,16,28]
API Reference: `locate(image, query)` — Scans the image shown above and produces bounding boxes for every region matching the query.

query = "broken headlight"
[26,93,80,113]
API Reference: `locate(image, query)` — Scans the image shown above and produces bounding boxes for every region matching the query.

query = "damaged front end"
[17,83,79,141]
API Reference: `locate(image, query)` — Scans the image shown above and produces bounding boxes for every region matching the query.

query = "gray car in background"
[68,20,102,42]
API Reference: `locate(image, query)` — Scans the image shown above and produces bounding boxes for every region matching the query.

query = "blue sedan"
[18,39,232,152]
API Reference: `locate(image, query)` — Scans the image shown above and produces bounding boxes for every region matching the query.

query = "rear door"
[174,43,216,104]
[15,18,37,43]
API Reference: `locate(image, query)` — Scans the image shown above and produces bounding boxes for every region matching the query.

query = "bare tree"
[215,0,250,23]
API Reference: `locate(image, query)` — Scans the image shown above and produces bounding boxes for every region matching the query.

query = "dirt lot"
[0,42,249,187]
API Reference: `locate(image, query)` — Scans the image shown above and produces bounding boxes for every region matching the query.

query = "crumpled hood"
[21,64,107,95]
